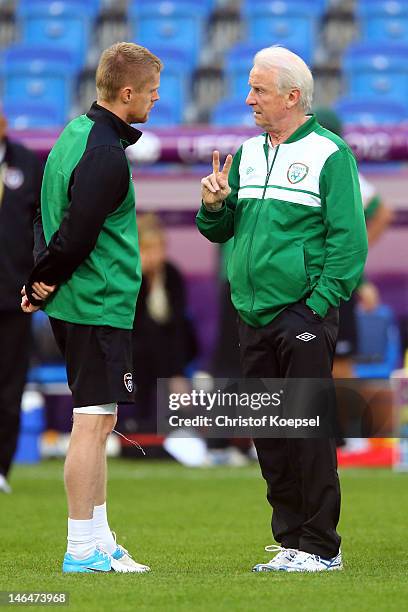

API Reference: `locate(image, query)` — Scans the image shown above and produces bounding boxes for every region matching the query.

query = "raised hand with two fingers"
[201,150,233,211]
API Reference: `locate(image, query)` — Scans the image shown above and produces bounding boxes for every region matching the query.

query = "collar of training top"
[263,114,318,146]
[87,102,143,147]
[283,114,317,144]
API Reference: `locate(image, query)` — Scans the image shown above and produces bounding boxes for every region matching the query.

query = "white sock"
[92,502,117,555]
[67,518,95,560]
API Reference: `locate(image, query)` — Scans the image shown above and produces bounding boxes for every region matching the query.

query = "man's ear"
[286,88,301,109]
[120,86,132,104]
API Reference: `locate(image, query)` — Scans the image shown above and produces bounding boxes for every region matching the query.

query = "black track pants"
[237,300,341,558]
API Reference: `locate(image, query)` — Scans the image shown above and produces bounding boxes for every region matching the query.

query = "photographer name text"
[167,415,320,429]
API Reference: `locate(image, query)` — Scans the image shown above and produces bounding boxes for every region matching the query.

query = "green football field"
[2,460,408,612]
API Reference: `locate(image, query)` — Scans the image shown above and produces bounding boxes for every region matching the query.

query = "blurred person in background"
[21,42,162,574]
[207,240,252,467]
[314,107,394,380]
[197,46,368,573]
[0,108,42,493]
[131,213,198,433]
[210,240,241,379]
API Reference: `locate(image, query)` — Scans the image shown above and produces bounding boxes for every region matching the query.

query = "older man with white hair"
[197,46,368,572]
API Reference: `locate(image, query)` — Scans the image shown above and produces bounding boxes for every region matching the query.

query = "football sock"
[92,502,117,554]
[66,518,95,560]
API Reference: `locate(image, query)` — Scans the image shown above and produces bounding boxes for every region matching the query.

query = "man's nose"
[246,90,254,106]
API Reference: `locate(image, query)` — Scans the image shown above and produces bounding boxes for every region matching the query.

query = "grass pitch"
[2,460,408,612]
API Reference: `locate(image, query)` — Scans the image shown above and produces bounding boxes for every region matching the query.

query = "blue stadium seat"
[145,44,191,69]
[343,43,408,107]
[3,101,63,129]
[243,0,328,16]
[1,45,76,123]
[354,305,401,379]
[357,0,408,44]
[242,1,321,65]
[157,72,187,124]
[225,42,313,99]
[143,102,182,126]
[130,0,215,14]
[211,98,254,126]
[27,365,67,384]
[129,1,206,66]
[334,97,408,126]
[132,46,190,123]
[28,310,67,383]
[17,1,92,68]
[17,0,101,18]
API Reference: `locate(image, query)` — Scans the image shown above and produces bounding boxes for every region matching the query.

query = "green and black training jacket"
[27,102,142,329]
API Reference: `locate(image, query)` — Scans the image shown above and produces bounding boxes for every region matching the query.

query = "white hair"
[253,46,314,113]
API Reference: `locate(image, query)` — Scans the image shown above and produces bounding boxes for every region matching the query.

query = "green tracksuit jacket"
[196,115,368,327]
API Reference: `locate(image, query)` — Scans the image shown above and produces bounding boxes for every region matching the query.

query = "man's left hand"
[20,282,56,313]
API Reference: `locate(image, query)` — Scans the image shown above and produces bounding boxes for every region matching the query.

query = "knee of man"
[100,414,117,437]
[73,413,116,438]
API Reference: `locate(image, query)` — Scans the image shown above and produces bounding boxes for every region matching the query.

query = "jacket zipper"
[247,136,280,312]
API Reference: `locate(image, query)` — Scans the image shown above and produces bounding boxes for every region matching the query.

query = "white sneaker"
[252,545,299,572]
[0,474,11,494]
[285,549,343,572]
[206,447,249,467]
[109,533,150,574]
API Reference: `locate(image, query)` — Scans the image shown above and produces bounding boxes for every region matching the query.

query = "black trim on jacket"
[26,103,142,305]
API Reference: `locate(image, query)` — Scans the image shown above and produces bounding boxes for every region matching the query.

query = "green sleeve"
[364,194,381,221]
[195,146,242,244]
[306,147,368,318]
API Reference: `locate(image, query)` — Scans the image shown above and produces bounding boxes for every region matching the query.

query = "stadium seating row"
[215,0,408,127]
[1,0,212,127]
[1,0,408,127]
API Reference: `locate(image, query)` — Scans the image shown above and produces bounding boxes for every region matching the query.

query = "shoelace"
[265,544,297,556]
[111,531,132,558]
[95,546,111,562]
[291,551,321,566]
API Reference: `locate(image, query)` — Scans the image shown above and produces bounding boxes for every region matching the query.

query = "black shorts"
[49,317,135,408]
[335,294,358,358]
